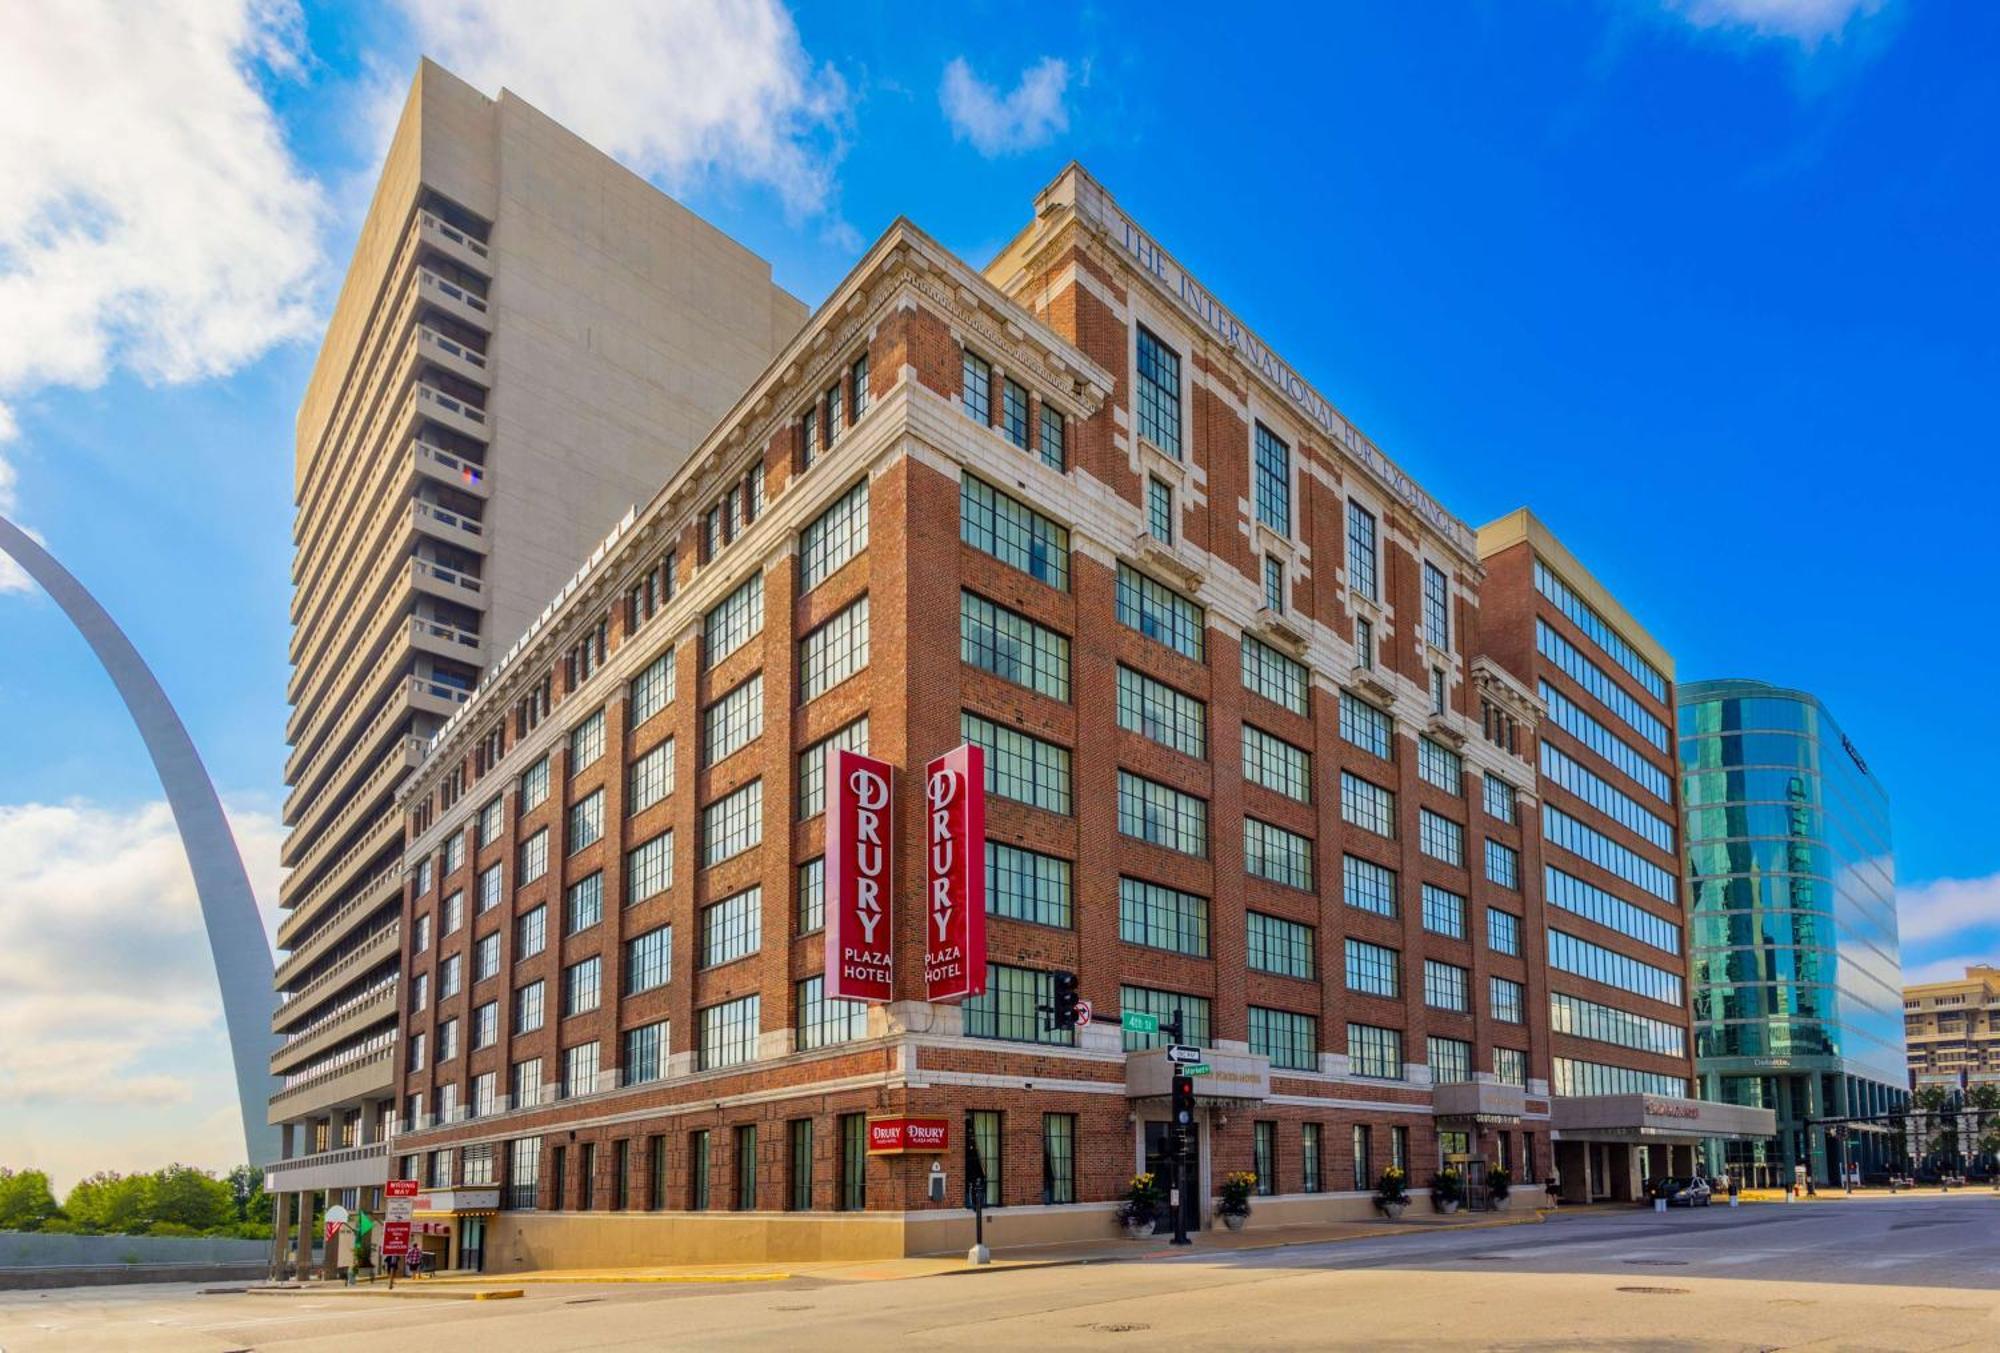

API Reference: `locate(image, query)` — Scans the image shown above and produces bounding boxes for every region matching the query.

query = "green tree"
[148,1165,234,1232]
[64,1172,153,1234]
[0,1168,62,1231]
[226,1164,267,1223]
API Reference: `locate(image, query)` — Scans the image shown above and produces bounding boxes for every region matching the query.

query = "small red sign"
[385,1179,421,1198]
[826,748,895,1002]
[382,1221,413,1254]
[922,743,987,1003]
[867,1116,950,1155]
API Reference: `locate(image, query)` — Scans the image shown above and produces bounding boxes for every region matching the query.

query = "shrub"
[1432,1168,1466,1206]
[1115,1172,1162,1230]
[147,1221,200,1238]
[1487,1166,1512,1200]
[1375,1166,1409,1205]
[1218,1171,1257,1219]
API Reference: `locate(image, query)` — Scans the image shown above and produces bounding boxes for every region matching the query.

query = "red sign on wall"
[867,1116,951,1155]
[381,1221,413,1255]
[923,743,987,1003]
[826,747,895,1001]
[385,1179,421,1198]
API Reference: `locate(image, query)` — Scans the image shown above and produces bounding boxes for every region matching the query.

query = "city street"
[5,1195,1999,1351]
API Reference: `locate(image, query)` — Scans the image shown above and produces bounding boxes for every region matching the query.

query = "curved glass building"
[1679,679,1906,1185]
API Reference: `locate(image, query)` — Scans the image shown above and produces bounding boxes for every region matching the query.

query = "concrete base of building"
[478,1191,1438,1270]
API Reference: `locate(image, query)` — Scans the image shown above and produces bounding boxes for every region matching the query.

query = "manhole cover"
[1617,1286,1689,1296]
[1623,1258,1688,1266]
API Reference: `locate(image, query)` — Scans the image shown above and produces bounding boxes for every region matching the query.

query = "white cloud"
[1658,0,1888,45]
[0,0,326,439]
[1897,871,2000,946]
[0,448,26,595]
[0,800,282,1114]
[940,56,1070,157]
[396,0,848,217]
[1901,953,1999,987]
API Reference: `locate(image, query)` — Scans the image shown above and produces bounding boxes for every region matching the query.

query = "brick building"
[383,165,1768,1268]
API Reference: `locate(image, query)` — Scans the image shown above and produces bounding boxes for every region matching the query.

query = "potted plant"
[1375,1166,1410,1220]
[1218,1171,1257,1231]
[1487,1166,1513,1212]
[1432,1167,1465,1215]
[1115,1172,1161,1239]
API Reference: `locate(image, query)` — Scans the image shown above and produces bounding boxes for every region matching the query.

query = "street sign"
[386,1197,415,1223]
[1166,1044,1201,1065]
[1121,1010,1160,1034]
[1075,998,1094,1028]
[385,1179,420,1199]
[1187,1064,1212,1076]
[382,1221,412,1255]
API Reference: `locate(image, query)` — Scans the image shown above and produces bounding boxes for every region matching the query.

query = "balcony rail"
[418,268,490,317]
[419,210,490,263]
[412,498,485,539]
[281,735,423,894]
[410,554,484,598]
[287,674,467,819]
[276,922,399,1022]
[277,974,398,1048]
[418,325,488,373]
[410,615,481,653]
[265,1140,389,1183]
[414,381,488,429]
[280,801,403,921]
[277,1032,396,1094]
[412,440,486,493]
[275,873,400,983]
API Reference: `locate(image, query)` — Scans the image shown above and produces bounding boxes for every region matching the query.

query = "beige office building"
[265,59,803,1268]
[1905,965,2000,1089]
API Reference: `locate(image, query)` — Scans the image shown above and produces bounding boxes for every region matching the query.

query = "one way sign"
[1166,1044,1202,1065]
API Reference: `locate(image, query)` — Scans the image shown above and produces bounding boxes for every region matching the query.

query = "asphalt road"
[5,1195,1998,1351]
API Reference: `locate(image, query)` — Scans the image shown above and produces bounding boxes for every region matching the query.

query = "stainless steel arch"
[1,514,280,1166]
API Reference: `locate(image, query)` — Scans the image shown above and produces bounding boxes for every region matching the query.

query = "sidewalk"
[389,1205,1556,1289]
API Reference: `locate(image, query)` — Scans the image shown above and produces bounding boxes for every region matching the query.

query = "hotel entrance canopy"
[1553,1094,1776,1143]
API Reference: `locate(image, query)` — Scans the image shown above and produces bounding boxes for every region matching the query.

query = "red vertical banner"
[826,748,894,1001]
[924,743,987,1002]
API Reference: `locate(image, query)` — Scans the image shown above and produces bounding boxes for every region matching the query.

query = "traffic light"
[1051,971,1080,1030]
[1172,1074,1196,1127]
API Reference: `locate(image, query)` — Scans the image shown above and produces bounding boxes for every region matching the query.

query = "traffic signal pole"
[1167,1009,1193,1246]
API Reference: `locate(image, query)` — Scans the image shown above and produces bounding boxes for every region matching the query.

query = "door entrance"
[458,1217,485,1272]
[1462,1157,1489,1213]
[1143,1121,1201,1234]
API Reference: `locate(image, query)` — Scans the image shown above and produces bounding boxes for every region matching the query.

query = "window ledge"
[1249,607,1309,656]
[1349,666,1396,707]
[1132,531,1204,590]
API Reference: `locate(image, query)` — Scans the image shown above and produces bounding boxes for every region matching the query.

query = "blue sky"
[1,0,1992,1185]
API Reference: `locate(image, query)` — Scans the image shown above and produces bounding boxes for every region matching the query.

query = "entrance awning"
[1551,1093,1776,1143]
[1125,1047,1269,1102]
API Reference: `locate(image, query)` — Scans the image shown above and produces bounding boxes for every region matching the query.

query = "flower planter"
[1491,1194,1512,1212]
[1377,1200,1408,1220]
[1124,1221,1152,1241]
[1436,1199,1460,1215]
[1222,1213,1247,1232]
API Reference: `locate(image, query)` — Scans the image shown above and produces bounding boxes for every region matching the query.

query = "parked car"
[1642,1176,1713,1207]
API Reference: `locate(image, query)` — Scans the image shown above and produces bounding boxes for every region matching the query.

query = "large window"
[962,350,992,423]
[1343,854,1397,917]
[1119,986,1211,1051]
[520,757,549,812]
[630,649,675,726]
[1344,938,1400,998]
[701,781,763,866]
[987,842,1073,928]
[1346,501,1379,600]
[1118,876,1209,956]
[704,573,764,668]
[734,1125,758,1210]
[1341,772,1395,838]
[1422,562,1450,649]
[562,957,601,1016]
[1302,1123,1323,1194]
[963,711,1070,813]
[1421,883,1465,939]
[800,480,869,592]
[1418,808,1464,866]
[1241,635,1308,714]
[703,674,764,766]
[1551,991,1688,1056]
[1534,557,1667,701]
[797,974,868,1050]
[1423,960,1469,1013]
[1116,564,1204,660]
[1542,803,1675,902]
[1495,1046,1528,1088]
[797,718,869,820]
[1544,865,1679,953]
[1147,476,1173,542]
[1348,1023,1402,1079]
[698,994,760,1070]
[1247,911,1314,979]
[1553,1058,1688,1099]
[1043,1114,1076,1204]
[1135,326,1181,458]
[476,862,502,914]
[1253,422,1290,534]
[1548,929,1684,1005]
[1039,404,1065,471]
[564,872,603,934]
[477,798,504,848]
[963,591,1070,700]
[960,475,1068,591]
[1487,907,1522,956]
[619,829,671,906]
[568,791,604,853]
[1490,976,1526,1025]
[838,1114,866,1211]
[1250,1006,1315,1071]
[796,857,824,934]
[516,906,546,960]
[1116,666,1206,757]
[1117,770,1207,856]
[627,924,672,994]
[1540,742,1674,851]
[569,709,605,772]
[1243,725,1310,802]
[1244,817,1313,890]
[1535,619,1668,749]
[1539,681,1672,801]
[518,829,548,885]
[1417,736,1462,794]
[788,1120,813,1211]
[800,596,869,702]
[630,739,674,814]
[963,963,1074,1046]
[700,887,762,968]
[1340,691,1393,759]
[1483,773,1517,824]
[1485,838,1521,890]
[1001,377,1029,450]
[1427,1035,1472,1085]
[967,1111,1001,1208]
[624,1022,669,1085]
